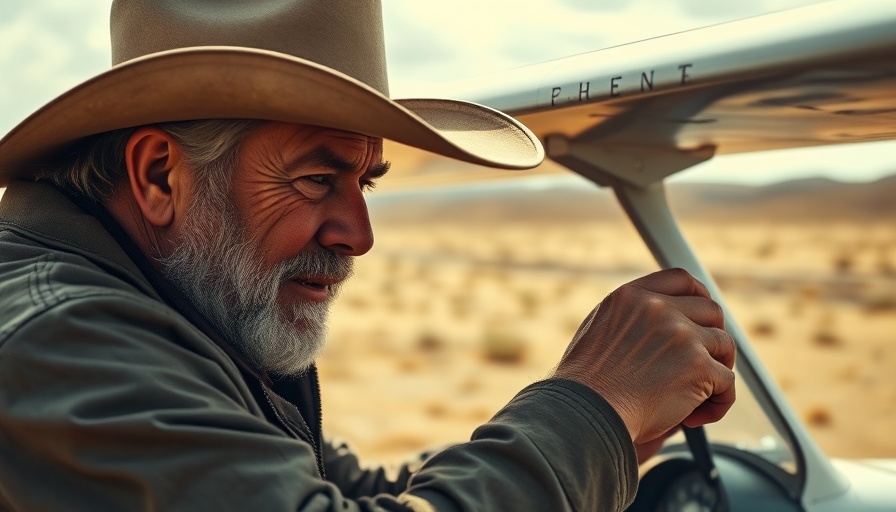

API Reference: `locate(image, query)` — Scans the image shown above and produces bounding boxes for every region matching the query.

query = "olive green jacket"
[0,180,637,511]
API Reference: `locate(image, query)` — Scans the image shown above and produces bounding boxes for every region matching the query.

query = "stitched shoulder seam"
[0,222,130,274]
[0,289,177,348]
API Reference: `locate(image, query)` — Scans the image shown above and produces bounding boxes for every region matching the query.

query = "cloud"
[383,0,719,97]
[382,5,460,90]
[672,0,822,20]
[557,0,629,12]
[0,0,111,135]
[556,0,825,21]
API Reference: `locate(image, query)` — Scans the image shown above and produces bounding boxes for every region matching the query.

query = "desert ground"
[317,177,896,469]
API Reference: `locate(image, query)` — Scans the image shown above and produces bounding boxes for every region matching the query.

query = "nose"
[317,189,374,256]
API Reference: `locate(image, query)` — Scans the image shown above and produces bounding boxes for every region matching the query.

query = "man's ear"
[124,127,187,228]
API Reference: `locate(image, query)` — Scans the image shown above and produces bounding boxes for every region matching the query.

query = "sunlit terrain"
[319,175,896,465]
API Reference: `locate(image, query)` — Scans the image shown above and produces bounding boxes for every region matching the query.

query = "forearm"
[403,379,639,511]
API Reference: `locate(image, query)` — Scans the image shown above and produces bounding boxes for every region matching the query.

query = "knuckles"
[642,293,671,318]
[608,285,669,318]
[665,267,692,282]
[667,319,699,344]
[567,269,738,438]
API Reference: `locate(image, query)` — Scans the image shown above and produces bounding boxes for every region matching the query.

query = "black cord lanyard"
[684,425,729,510]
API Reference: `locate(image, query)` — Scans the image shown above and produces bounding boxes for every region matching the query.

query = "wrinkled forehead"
[245,122,384,161]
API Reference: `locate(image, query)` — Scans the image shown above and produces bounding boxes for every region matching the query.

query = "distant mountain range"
[368,174,896,225]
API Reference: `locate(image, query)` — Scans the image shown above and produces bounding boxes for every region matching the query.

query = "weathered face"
[159,122,388,375]
[229,122,387,315]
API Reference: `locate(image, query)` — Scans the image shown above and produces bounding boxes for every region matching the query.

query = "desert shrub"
[873,242,894,276]
[343,296,371,311]
[750,318,776,338]
[788,298,805,317]
[755,239,777,259]
[450,295,473,320]
[372,434,427,455]
[777,376,793,391]
[812,329,842,348]
[832,252,854,274]
[414,299,432,315]
[416,330,445,353]
[517,290,541,316]
[862,293,896,313]
[424,402,449,418]
[554,279,575,300]
[804,406,833,427]
[836,365,859,382]
[480,326,528,364]
[380,280,397,297]
[468,407,492,422]
[492,269,511,284]
[800,285,822,300]
[494,245,515,264]
[812,311,842,348]
[395,355,423,374]
[387,297,406,313]
[457,377,482,395]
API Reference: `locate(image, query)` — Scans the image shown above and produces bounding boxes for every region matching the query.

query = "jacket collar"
[1,179,324,463]
[0,179,159,300]
[0,179,271,384]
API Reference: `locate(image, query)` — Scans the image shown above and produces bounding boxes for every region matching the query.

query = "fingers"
[683,362,737,428]
[630,268,712,299]
[660,294,726,329]
[640,286,734,368]
[555,268,738,443]
[641,291,734,367]
[702,326,737,370]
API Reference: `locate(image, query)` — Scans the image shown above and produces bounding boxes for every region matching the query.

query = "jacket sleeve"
[0,293,637,512]
[404,379,639,511]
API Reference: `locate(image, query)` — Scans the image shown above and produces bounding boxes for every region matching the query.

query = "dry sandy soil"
[317,178,896,468]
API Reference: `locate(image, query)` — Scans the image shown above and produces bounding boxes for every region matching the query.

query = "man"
[0,1,736,511]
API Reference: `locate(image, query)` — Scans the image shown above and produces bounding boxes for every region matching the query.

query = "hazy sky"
[2,0,894,185]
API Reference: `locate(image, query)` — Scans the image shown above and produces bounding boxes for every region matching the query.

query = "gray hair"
[39,119,263,202]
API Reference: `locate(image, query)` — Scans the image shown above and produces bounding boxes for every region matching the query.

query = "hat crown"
[110,0,389,95]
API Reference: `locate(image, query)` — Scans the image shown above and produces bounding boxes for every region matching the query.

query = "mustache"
[278,246,354,284]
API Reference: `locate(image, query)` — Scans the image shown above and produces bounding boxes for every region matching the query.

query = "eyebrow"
[286,145,391,179]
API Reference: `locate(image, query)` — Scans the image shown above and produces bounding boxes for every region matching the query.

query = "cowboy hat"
[0,0,544,186]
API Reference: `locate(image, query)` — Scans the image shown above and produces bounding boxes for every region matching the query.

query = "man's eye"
[293,175,332,200]
[304,175,332,187]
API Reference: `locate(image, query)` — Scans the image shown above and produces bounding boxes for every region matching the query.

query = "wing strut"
[545,133,850,507]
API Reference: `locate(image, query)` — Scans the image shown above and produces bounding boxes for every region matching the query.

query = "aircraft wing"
[384,0,896,188]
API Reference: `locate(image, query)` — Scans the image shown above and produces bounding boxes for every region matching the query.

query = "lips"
[286,275,340,303]
[297,275,340,288]
[300,279,327,290]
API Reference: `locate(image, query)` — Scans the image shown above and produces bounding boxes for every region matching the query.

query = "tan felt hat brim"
[0,47,544,186]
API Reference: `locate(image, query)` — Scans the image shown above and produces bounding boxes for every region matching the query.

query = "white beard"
[157,192,352,376]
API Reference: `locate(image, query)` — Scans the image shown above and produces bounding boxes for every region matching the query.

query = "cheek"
[245,202,322,266]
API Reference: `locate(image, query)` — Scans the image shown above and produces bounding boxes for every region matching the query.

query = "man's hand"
[551,268,736,446]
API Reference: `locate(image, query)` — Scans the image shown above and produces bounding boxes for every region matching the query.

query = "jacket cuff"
[501,378,639,509]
